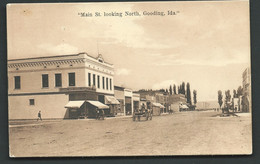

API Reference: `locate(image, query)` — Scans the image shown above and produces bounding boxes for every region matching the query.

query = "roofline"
[86,54,113,66]
[8,52,114,66]
[8,54,81,61]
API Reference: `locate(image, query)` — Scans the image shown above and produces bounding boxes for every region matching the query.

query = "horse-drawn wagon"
[133,108,152,121]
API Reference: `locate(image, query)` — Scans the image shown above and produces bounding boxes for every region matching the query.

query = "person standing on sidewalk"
[96,108,99,120]
[37,111,42,121]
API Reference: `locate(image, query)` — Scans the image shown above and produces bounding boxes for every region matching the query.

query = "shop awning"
[180,104,189,109]
[152,103,165,108]
[87,101,109,109]
[105,96,120,105]
[65,101,85,108]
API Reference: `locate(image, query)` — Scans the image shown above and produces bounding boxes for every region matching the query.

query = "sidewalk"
[9,115,133,128]
[9,119,62,128]
[235,113,251,117]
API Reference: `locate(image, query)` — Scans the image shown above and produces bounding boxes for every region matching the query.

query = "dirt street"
[9,111,252,157]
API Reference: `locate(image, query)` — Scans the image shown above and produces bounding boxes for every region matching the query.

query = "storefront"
[104,95,120,116]
[152,103,165,116]
[64,100,109,119]
[124,89,133,115]
[133,93,140,112]
[65,101,86,119]
[86,100,109,118]
[114,86,125,116]
[125,97,132,115]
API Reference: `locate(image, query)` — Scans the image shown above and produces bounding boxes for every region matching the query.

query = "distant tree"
[169,85,172,95]
[225,90,231,103]
[159,88,165,93]
[178,84,184,94]
[186,83,192,105]
[193,90,197,105]
[233,89,237,98]
[218,90,223,113]
[177,86,180,94]
[166,88,169,94]
[225,90,231,113]
[181,82,185,95]
[173,84,177,94]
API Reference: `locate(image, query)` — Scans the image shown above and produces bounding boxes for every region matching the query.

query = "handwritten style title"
[78,11,180,17]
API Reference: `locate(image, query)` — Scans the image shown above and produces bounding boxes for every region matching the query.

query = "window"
[14,76,20,89]
[93,74,96,86]
[55,73,62,87]
[29,99,35,105]
[110,78,112,90]
[68,73,75,86]
[42,74,49,88]
[102,77,105,89]
[106,78,108,90]
[88,73,91,86]
[97,75,100,88]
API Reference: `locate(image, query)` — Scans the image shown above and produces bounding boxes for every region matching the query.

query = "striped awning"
[105,96,120,105]
[152,103,165,108]
[65,101,85,108]
[180,104,189,109]
[87,101,109,109]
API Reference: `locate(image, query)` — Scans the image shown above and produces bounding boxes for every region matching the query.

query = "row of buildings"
[8,53,187,120]
[228,67,251,113]
[195,67,251,113]
[241,67,251,113]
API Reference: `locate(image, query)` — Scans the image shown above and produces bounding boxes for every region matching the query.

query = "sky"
[7,1,250,101]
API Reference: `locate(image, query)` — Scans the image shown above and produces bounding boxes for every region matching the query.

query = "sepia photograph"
[7,1,252,157]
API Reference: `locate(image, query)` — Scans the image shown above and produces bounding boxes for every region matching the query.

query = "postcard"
[7,1,251,157]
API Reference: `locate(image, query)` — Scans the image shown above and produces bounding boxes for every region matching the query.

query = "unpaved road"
[9,111,252,157]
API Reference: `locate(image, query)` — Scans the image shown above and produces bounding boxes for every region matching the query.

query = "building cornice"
[8,54,80,61]
[8,58,85,68]
[8,53,114,70]
[8,66,114,76]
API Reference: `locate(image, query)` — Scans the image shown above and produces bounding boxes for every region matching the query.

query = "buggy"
[133,108,152,121]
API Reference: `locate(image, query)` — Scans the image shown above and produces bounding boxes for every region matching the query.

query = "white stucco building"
[8,52,115,119]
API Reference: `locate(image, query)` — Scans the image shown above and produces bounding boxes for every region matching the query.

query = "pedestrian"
[96,108,100,120]
[37,111,42,121]
[101,109,105,120]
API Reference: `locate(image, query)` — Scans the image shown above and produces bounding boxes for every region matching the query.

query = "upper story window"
[42,74,49,88]
[55,73,62,87]
[68,73,75,86]
[93,74,96,86]
[106,78,108,90]
[88,73,91,87]
[110,78,112,90]
[14,76,21,89]
[102,77,105,89]
[97,75,100,89]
